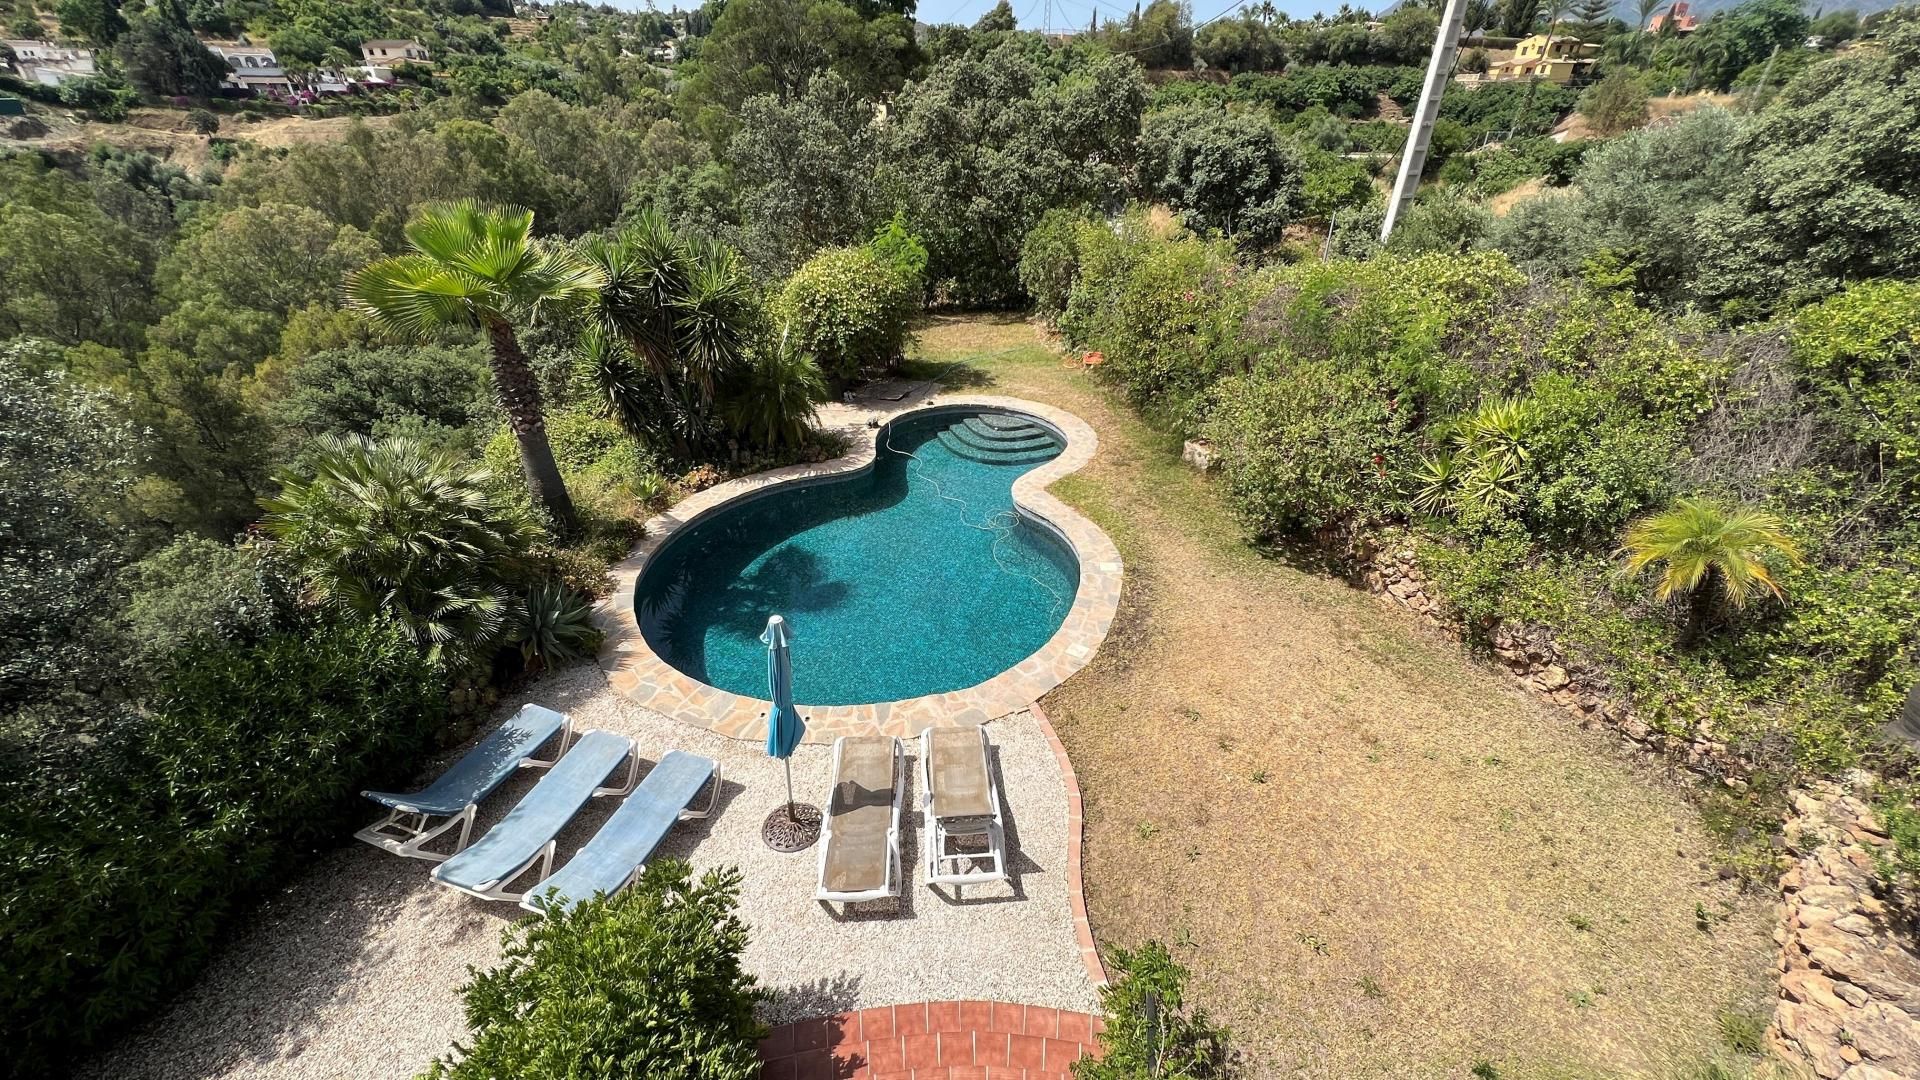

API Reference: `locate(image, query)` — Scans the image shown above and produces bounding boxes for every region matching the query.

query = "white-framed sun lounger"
[920,726,1008,885]
[356,703,573,862]
[520,750,723,915]
[815,736,904,905]
[431,730,638,903]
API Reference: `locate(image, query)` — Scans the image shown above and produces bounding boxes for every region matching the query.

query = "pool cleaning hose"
[883,423,1069,620]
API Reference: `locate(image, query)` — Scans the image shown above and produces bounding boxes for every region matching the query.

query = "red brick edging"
[759,1000,1105,1080]
[1028,702,1106,988]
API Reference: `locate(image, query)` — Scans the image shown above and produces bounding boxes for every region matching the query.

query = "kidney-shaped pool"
[634,408,1081,706]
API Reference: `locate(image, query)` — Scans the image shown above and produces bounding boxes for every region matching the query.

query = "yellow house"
[1487,34,1600,84]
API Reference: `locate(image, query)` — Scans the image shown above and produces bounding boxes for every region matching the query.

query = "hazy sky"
[614,0,1347,34]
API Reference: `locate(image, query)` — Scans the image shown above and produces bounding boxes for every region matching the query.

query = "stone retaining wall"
[1359,543,1745,782]
[1774,781,1920,1078]
[1355,541,1920,1079]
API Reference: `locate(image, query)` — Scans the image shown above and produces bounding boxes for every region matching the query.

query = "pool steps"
[935,416,1063,465]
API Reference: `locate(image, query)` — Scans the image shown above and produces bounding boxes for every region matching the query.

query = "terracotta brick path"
[759,1000,1105,1080]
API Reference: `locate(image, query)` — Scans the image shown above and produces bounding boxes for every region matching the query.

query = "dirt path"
[913,316,1778,1079]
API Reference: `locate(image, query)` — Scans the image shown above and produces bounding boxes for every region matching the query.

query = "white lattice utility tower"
[1381,0,1469,243]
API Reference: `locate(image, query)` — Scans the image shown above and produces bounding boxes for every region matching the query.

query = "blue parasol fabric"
[762,615,805,760]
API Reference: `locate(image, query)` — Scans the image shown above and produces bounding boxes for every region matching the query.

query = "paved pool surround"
[595,394,1122,743]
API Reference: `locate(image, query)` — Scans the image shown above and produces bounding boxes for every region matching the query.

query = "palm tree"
[1619,497,1804,645]
[346,201,599,536]
[579,211,756,459]
[260,434,541,667]
[1630,0,1676,64]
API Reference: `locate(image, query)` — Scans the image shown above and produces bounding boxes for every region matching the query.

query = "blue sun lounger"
[431,730,639,902]
[356,704,573,862]
[521,750,723,915]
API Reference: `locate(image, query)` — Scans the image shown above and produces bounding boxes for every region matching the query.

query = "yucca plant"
[512,581,602,671]
[345,201,601,537]
[721,331,827,450]
[260,435,540,667]
[1409,397,1539,517]
[1619,497,1804,644]
[578,213,757,459]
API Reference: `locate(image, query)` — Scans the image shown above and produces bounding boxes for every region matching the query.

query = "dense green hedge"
[0,616,446,1076]
[774,244,919,382]
[1054,222,1918,776]
[425,860,766,1080]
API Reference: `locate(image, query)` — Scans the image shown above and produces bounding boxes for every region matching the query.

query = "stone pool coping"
[594,394,1123,743]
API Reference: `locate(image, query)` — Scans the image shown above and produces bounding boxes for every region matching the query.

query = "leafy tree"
[1136,106,1305,249]
[1578,67,1649,134]
[1492,108,1745,303]
[1106,0,1193,70]
[263,344,494,446]
[114,0,227,97]
[0,357,137,746]
[494,93,658,235]
[260,434,539,665]
[679,0,920,123]
[149,203,381,370]
[1621,497,1803,644]
[973,0,1014,32]
[423,862,767,1080]
[1808,9,1858,44]
[1376,6,1439,65]
[1654,0,1808,91]
[185,107,218,134]
[1497,0,1540,38]
[120,537,298,669]
[1692,10,1920,314]
[346,202,599,534]
[579,211,758,457]
[1195,14,1287,74]
[885,41,1147,304]
[726,72,885,279]
[55,0,126,44]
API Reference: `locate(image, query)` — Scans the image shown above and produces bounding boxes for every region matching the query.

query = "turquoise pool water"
[634,409,1080,706]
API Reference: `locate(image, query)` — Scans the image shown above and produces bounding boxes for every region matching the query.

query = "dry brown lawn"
[910,315,1780,1080]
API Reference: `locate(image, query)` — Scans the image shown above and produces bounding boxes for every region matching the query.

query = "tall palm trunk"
[485,317,578,537]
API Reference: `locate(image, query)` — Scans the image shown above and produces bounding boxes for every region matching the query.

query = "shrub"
[1578,69,1649,136]
[1061,216,1259,430]
[426,861,767,1080]
[1204,359,1408,538]
[1075,941,1237,1079]
[722,333,828,450]
[1019,207,1096,318]
[185,107,219,134]
[1,615,446,1076]
[774,245,917,382]
[121,538,299,669]
[262,435,539,667]
[510,581,602,671]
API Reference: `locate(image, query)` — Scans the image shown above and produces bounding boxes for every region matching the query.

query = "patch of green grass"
[1136,821,1159,840]
[1251,768,1271,784]
[1470,1063,1502,1080]
[1357,975,1386,999]
[1566,913,1593,932]
[1715,1006,1768,1055]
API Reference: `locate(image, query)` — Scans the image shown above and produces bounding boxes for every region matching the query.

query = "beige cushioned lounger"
[815,736,903,903]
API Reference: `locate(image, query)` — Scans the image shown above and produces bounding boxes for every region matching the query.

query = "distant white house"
[203,40,294,96]
[3,39,97,86]
[648,37,679,63]
[360,39,431,64]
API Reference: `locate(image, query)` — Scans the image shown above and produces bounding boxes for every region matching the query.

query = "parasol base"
[762,803,822,852]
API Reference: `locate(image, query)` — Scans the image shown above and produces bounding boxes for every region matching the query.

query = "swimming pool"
[634,408,1081,706]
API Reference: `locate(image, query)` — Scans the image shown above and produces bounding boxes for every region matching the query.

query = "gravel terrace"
[79,664,1098,1080]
